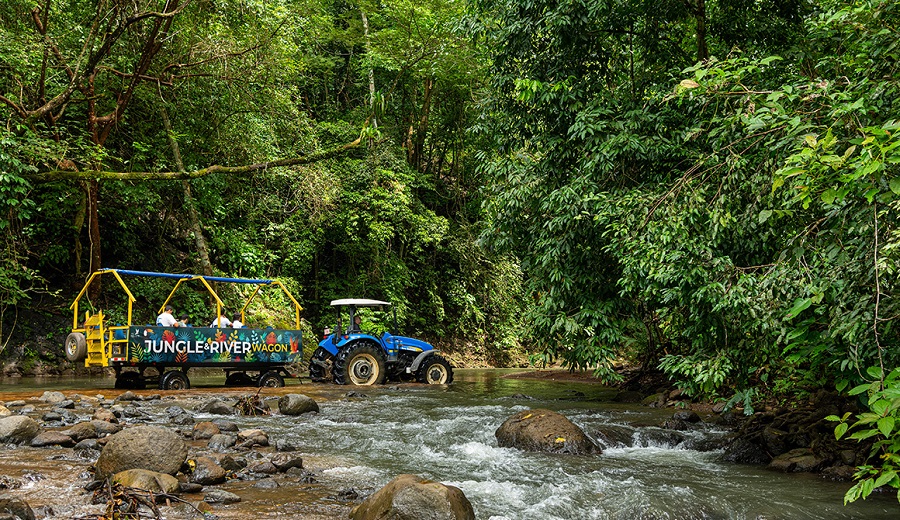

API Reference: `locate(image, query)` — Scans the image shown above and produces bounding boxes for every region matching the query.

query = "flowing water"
[1,370,898,519]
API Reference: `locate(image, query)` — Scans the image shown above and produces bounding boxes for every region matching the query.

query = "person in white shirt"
[231,312,244,328]
[157,305,179,327]
[210,312,232,328]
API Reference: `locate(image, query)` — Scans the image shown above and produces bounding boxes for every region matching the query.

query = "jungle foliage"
[0,0,521,363]
[470,0,899,501]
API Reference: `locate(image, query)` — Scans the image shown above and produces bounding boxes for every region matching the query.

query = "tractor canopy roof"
[330,299,390,308]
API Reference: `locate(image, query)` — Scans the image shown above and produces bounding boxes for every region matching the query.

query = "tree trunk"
[694,0,708,62]
[361,9,377,136]
[87,178,101,300]
[161,107,212,276]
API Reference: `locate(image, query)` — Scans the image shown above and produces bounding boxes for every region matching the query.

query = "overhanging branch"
[26,137,361,182]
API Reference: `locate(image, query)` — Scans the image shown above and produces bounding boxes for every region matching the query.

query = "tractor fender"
[408,350,437,373]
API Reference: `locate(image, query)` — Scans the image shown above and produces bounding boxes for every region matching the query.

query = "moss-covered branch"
[26,137,362,182]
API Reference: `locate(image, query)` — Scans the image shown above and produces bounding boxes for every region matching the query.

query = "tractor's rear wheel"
[334,343,386,385]
[65,333,87,362]
[417,355,454,384]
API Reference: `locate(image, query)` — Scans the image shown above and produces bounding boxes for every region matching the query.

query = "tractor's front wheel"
[334,343,386,385]
[417,355,454,384]
[308,347,333,382]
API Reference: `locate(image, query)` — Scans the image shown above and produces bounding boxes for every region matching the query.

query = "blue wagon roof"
[103,268,273,284]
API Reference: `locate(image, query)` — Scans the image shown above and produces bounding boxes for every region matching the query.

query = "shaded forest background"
[2,0,900,501]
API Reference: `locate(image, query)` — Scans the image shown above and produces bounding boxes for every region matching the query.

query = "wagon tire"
[65,333,87,362]
[417,355,454,385]
[160,370,190,390]
[258,371,285,388]
[115,371,145,390]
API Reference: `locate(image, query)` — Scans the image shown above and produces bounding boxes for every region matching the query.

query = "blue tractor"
[308,299,453,385]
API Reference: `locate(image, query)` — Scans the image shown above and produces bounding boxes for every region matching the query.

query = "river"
[0,369,897,519]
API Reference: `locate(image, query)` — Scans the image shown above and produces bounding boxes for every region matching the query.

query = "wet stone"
[6,401,25,408]
[30,431,75,448]
[115,392,137,402]
[207,434,237,451]
[212,419,238,432]
[198,399,235,415]
[179,482,203,493]
[254,479,279,489]
[74,438,100,452]
[91,420,122,436]
[189,456,227,485]
[270,452,303,472]
[41,412,62,422]
[246,459,278,475]
[50,409,78,424]
[192,421,220,440]
[62,422,98,442]
[0,497,36,520]
[39,391,66,404]
[275,439,297,452]
[170,413,194,426]
[204,489,241,504]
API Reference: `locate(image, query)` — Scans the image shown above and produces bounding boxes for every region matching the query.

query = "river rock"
[30,431,75,447]
[246,459,278,475]
[0,405,11,417]
[113,469,180,494]
[721,437,769,465]
[237,428,269,447]
[636,427,686,448]
[189,456,227,485]
[62,422,98,442]
[204,489,241,504]
[594,424,636,448]
[94,425,188,479]
[0,497,35,520]
[277,394,319,416]
[349,474,475,520]
[41,411,62,423]
[495,409,601,455]
[91,419,122,436]
[212,419,238,432]
[115,391,137,402]
[768,448,828,473]
[270,452,303,472]
[192,421,220,440]
[0,415,41,444]
[74,438,101,453]
[92,408,118,423]
[207,433,237,451]
[39,391,66,404]
[197,399,235,415]
[673,410,701,423]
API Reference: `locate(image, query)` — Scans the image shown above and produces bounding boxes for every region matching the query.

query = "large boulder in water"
[495,409,601,455]
[94,426,188,479]
[277,394,319,416]
[0,416,40,444]
[349,474,475,520]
